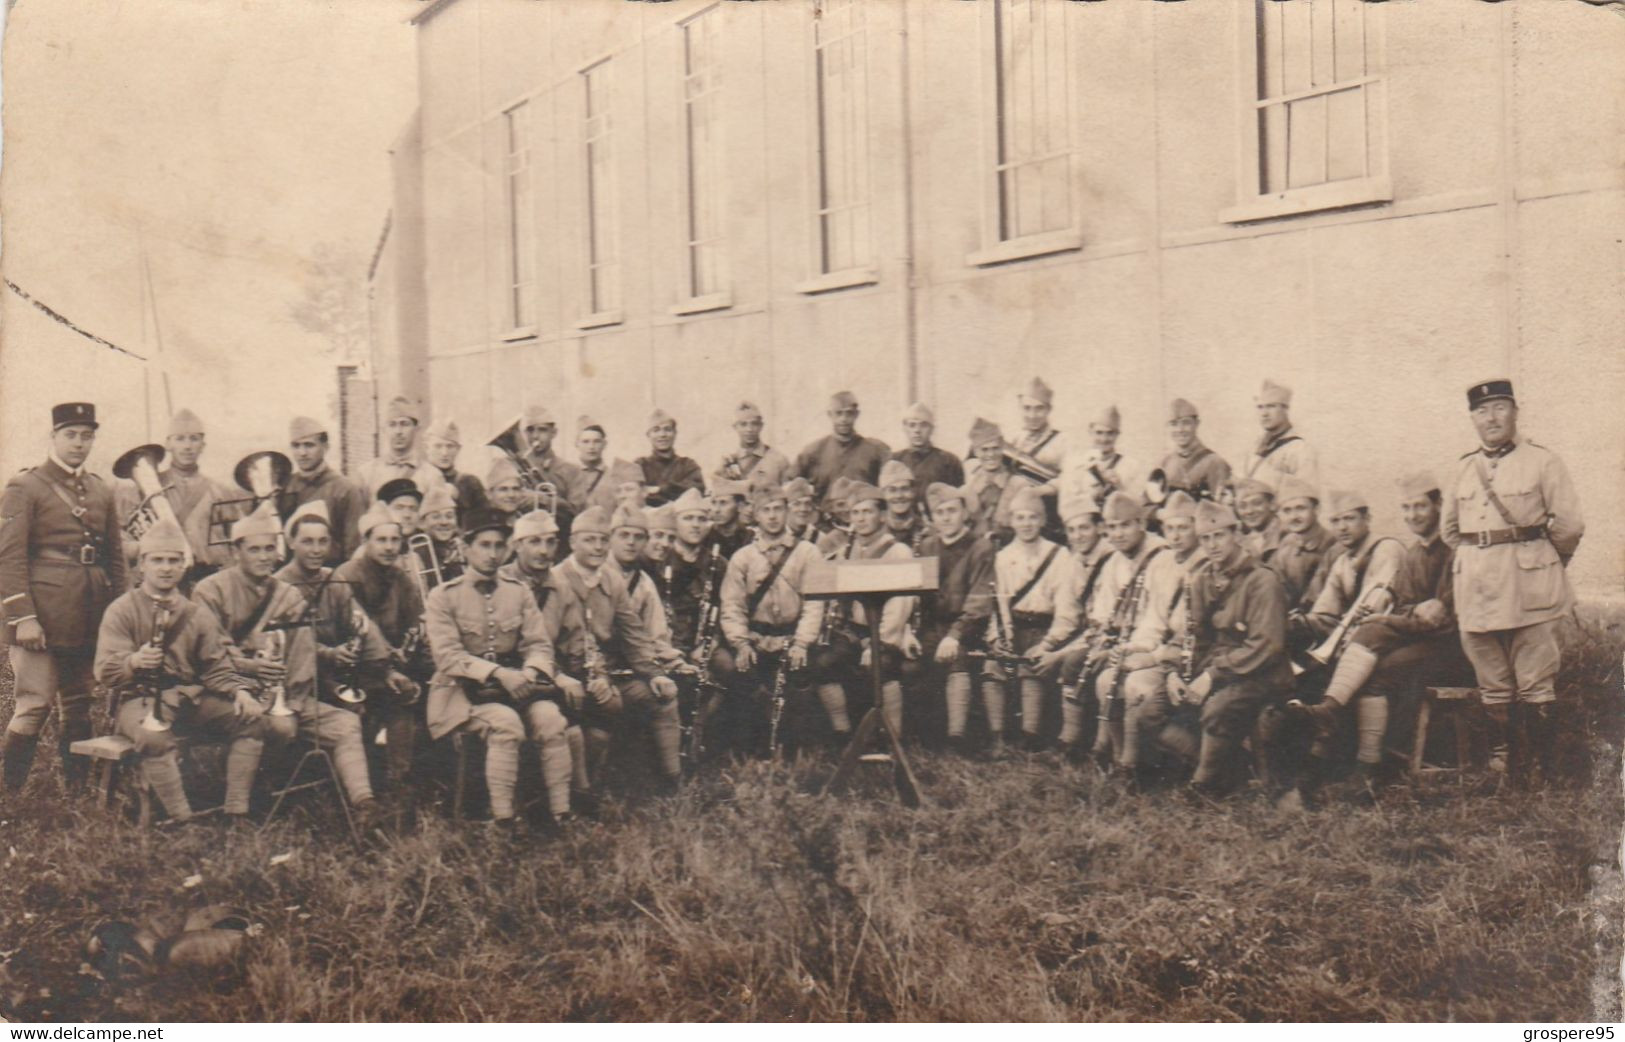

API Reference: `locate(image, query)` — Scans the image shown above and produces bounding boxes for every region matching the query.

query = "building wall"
[397,0,1624,596]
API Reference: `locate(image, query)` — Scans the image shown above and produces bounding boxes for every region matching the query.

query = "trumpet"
[257,628,295,717]
[487,417,560,516]
[332,603,369,706]
[1293,582,1391,677]
[137,603,175,732]
[113,444,185,553]
[1001,444,1060,484]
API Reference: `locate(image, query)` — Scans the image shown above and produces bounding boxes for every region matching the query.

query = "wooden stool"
[1411,687,1480,785]
[68,735,152,825]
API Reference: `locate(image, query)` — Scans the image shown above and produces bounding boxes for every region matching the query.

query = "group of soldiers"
[0,374,1585,836]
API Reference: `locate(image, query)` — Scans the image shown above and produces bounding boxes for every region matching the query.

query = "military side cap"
[420,483,458,516]
[52,402,98,430]
[608,458,645,486]
[751,483,788,511]
[611,505,650,532]
[879,459,914,487]
[358,505,401,540]
[573,505,613,536]
[1232,477,1276,502]
[486,458,522,489]
[1194,500,1240,536]
[167,408,205,438]
[386,395,421,423]
[1396,470,1440,500]
[1018,377,1054,406]
[1158,490,1197,522]
[709,477,750,499]
[423,417,461,445]
[377,478,423,505]
[1255,379,1292,406]
[1465,378,1514,411]
[1008,486,1046,518]
[1059,495,1101,524]
[1275,475,1319,507]
[782,477,816,503]
[289,415,327,442]
[521,404,555,428]
[512,510,559,541]
[231,503,282,543]
[647,408,676,430]
[1090,404,1122,433]
[461,507,512,541]
[1102,491,1142,523]
[828,390,859,409]
[736,400,763,421]
[845,482,885,507]
[1168,398,1199,422]
[137,518,189,557]
[672,488,709,517]
[968,417,1004,449]
[1325,489,1368,518]
[284,500,332,541]
[577,414,604,435]
[647,505,678,532]
[903,401,934,424]
[926,482,970,511]
[827,475,857,503]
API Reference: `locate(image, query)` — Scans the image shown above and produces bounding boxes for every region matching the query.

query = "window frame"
[578,56,624,331]
[673,3,733,316]
[797,0,878,295]
[1221,0,1393,225]
[500,99,538,339]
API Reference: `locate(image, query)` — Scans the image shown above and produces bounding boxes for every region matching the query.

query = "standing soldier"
[1234,479,1283,565]
[1163,501,1292,798]
[356,396,428,501]
[421,418,488,521]
[410,482,466,593]
[1442,379,1583,785]
[377,478,425,543]
[965,418,1022,544]
[286,415,369,565]
[638,409,705,507]
[0,402,126,795]
[1270,475,1340,613]
[513,406,583,514]
[716,401,791,491]
[911,484,994,756]
[879,460,925,548]
[95,519,270,824]
[1243,379,1320,491]
[1152,398,1231,505]
[484,458,529,527]
[1059,405,1146,509]
[115,408,236,582]
[793,391,892,511]
[891,402,964,500]
[568,416,619,515]
[1011,378,1068,499]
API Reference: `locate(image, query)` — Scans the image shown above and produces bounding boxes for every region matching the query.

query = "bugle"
[1293,582,1391,676]
[137,603,175,732]
[256,628,296,717]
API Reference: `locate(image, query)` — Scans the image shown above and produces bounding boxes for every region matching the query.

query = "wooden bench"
[1411,686,1481,786]
[68,735,155,826]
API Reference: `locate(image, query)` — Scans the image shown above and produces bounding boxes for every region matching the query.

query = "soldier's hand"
[555,674,586,712]
[587,675,615,707]
[233,690,265,719]
[1189,671,1214,702]
[14,618,45,652]
[734,643,757,672]
[329,645,359,670]
[1153,644,1182,666]
[1031,649,1061,674]
[1413,598,1447,628]
[494,667,530,697]
[901,631,922,661]
[386,671,418,700]
[934,636,960,665]
[651,675,679,703]
[129,643,164,672]
[1166,675,1189,706]
[788,644,809,671]
[1122,652,1157,672]
[248,657,288,684]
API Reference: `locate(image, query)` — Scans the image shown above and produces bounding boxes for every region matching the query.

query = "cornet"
[257,628,295,717]
[332,603,369,706]
[1293,582,1391,677]
[137,603,174,732]
[113,445,186,554]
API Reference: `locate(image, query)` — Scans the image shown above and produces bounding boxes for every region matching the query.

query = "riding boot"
[2,732,39,794]
[1528,702,1560,790]
[1482,703,1511,780]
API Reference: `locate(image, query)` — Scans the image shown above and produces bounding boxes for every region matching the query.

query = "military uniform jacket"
[1012,427,1069,496]
[666,542,723,652]
[715,444,792,489]
[891,446,965,501]
[554,556,665,678]
[914,529,994,641]
[1271,522,1340,610]
[0,457,127,648]
[94,589,249,699]
[112,465,238,569]
[500,561,590,678]
[1376,532,1458,638]
[616,563,683,666]
[429,466,489,521]
[1156,441,1232,501]
[1441,439,1583,633]
[793,433,891,507]
[565,463,619,515]
[275,561,393,682]
[1125,543,1202,652]
[355,453,434,503]
[1243,427,1320,492]
[965,465,1022,537]
[1241,518,1284,565]
[992,537,1078,642]
[193,567,318,707]
[423,570,556,739]
[844,531,917,648]
[335,554,430,678]
[1087,535,1177,645]
[719,531,825,648]
[1306,533,1405,633]
[1058,449,1147,506]
[286,464,370,565]
[1191,551,1289,684]
[637,452,703,507]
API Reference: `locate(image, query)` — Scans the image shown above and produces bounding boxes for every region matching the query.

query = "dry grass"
[0,602,1619,1023]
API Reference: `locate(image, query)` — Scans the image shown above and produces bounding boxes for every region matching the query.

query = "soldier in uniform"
[114,408,238,583]
[706,478,752,559]
[715,401,791,491]
[642,504,678,576]
[784,477,820,543]
[1441,379,1583,785]
[1270,475,1340,612]
[965,418,1022,544]
[1012,377,1068,498]
[986,487,1076,752]
[1286,489,1404,662]
[484,458,529,528]
[0,402,126,794]
[568,416,620,515]
[377,478,425,542]
[1243,379,1320,491]
[891,402,964,500]
[1058,405,1146,509]
[411,482,466,593]
[97,518,270,823]
[879,459,926,548]
[1163,501,1292,798]
[638,409,705,507]
[356,396,429,501]
[1153,398,1232,505]
[910,484,994,755]
[793,391,892,511]
[421,418,488,521]
[286,415,369,565]
[1234,478,1283,565]
[665,489,724,661]
[513,405,584,514]
[424,508,569,831]
[1032,496,1115,757]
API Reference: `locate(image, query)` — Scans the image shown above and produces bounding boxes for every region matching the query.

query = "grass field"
[0,606,1619,1023]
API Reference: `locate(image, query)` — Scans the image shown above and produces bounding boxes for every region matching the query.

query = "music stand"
[803,555,939,807]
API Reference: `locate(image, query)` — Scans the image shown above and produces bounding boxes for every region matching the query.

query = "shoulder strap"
[1031,429,1059,454]
[1254,434,1303,462]
[1010,544,1062,609]
[231,581,281,644]
[32,470,94,529]
[1471,455,1522,529]
[745,542,796,616]
[1078,551,1111,612]
[626,568,643,596]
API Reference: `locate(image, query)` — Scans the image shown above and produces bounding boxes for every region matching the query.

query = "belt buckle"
[78,545,98,566]
[1476,530,1492,549]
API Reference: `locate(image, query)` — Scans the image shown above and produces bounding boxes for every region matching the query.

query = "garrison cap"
[573,505,614,536]
[284,499,332,541]
[230,503,283,544]
[751,483,789,511]
[647,408,676,430]
[386,396,421,423]
[1194,500,1240,536]
[1275,475,1319,507]
[782,477,816,504]
[1397,470,1441,500]
[1090,404,1122,434]
[1102,491,1142,523]
[926,482,972,511]
[1466,378,1515,410]
[902,401,934,424]
[828,390,859,410]
[1232,477,1276,502]
[485,458,523,489]
[827,475,857,504]
[647,504,678,533]
[512,510,559,541]
[1158,490,1198,522]
[521,404,556,429]
[420,483,459,516]
[735,400,763,422]
[1018,377,1054,407]
[879,459,914,488]
[137,518,189,558]
[167,409,205,438]
[1008,486,1046,519]
[358,505,401,540]
[1059,495,1102,524]
[377,478,423,505]
[576,414,604,435]
[611,505,650,532]
[1168,398,1199,422]
[51,402,98,430]
[608,458,645,486]
[461,508,512,542]
[968,417,1004,449]
[1325,489,1369,518]
[423,417,461,445]
[708,477,751,500]
[845,482,885,507]
[1255,379,1292,407]
[672,488,709,517]
[289,415,327,442]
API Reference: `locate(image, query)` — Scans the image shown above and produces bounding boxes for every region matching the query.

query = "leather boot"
[2,732,39,794]
[59,715,94,795]
[1482,704,1511,780]
[1528,703,1560,790]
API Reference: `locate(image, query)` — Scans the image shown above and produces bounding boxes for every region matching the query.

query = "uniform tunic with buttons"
[1271,522,1340,611]
[1441,439,1583,633]
[1156,442,1232,502]
[716,444,792,489]
[720,531,825,649]
[1190,552,1289,685]
[913,529,995,643]
[993,537,1077,644]
[891,446,965,502]
[1243,427,1319,492]
[1305,533,1405,637]
[286,464,370,565]
[191,568,318,705]
[636,452,704,507]
[554,556,665,677]
[275,561,394,698]
[422,571,556,739]
[793,434,892,508]
[500,561,590,678]
[0,458,127,648]
[94,590,249,698]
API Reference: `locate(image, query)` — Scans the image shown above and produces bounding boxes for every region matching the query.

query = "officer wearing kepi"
[1442,378,1583,786]
[0,403,128,795]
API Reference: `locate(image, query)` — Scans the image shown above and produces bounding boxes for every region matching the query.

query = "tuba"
[487,417,559,516]
[1001,444,1060,485]
[113,445,186,553]
[209,451,294,546]
[257,628,296,717]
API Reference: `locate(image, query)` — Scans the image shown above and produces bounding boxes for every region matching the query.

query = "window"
[502,102,536,331]
[582,60,620,323]
[812,0,871,278]
[679,7,728,308]
[1222,0,1390,223]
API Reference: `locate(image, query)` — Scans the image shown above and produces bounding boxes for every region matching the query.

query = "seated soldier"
[411,481,466,593]
[641,504,677,578]
[1286,489,1404,662]
[95,519,271,824]
[424,509,569,832]
[1288,472,1470,793]
[910,484,995,756]
[1233,478,1283,565]
[1162,501,1292,798]
[816,477,857,553]
[1271,475,1341,614]
[706,478,752,560]
[554,506,684,794]
[377,478,425,542]
[985,487,1076,753]
[720,484,823,755]
[193,507,384,833]
[334,506,432,805]
[1031,496,1114,757]
[784,477,820,543]
[879,460,925,548]
[667,488,722,657]
[484,459,529,527]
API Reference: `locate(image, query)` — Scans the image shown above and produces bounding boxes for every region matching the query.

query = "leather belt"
[35,546,102,567]
[749,622,798,637]
[1461,526,1546,549]
[1011,610,1054,628]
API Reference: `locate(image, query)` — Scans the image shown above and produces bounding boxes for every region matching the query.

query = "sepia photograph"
[0,0,1621,1025]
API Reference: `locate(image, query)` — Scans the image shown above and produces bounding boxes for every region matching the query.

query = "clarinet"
[767,651,791,756]
[1098,560,1155,725]
[692,543,722,653]
[583,606,609,688]
[1176,562,1208,684]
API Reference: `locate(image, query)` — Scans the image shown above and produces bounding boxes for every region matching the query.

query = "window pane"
[1257,0,1285,102]
[1286,96,1327,190]
[1280,0,1312,96]
[1332,0,1366,82]
[994,0,1071,240]
[814,0,870,273]
[1259,102,1288,194]
[1310,0,1336,90]
[1325,85,1367,182]
[504,103,534,329]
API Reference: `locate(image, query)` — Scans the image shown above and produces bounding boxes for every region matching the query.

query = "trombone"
[406,532,443,597]
[487,417,560,516]
[113,445,186,556]
[209,450,295,547]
